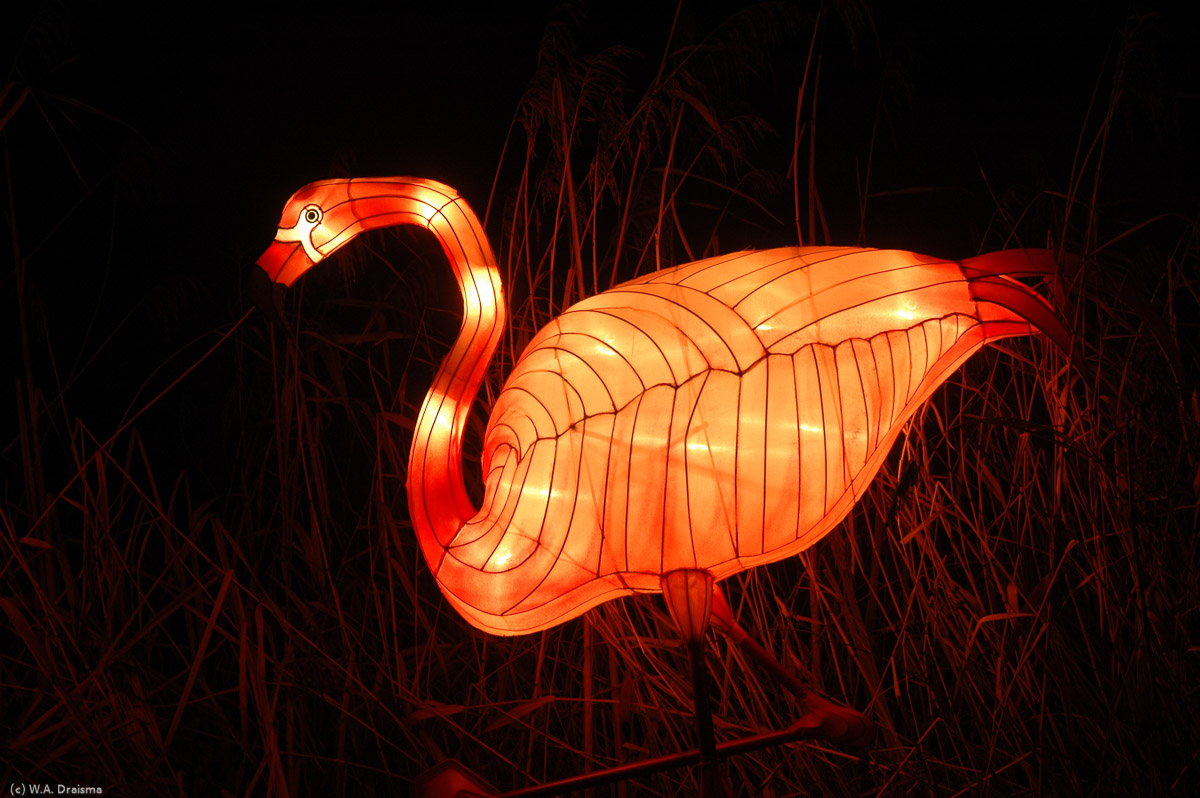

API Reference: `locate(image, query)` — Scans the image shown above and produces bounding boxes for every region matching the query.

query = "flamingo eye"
[302,207,322,224]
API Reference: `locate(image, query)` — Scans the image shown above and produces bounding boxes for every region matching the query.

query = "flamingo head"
[249,177,466,327]
[254,181,367,286]
[248,180,368,327]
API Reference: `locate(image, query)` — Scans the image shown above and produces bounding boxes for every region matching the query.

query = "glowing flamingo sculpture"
[253,177,1069,784]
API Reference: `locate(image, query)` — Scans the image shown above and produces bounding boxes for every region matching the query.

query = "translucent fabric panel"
[622,385,675,575]
[733,360,769,560]
[684,371,741,560]
[761,355,802,555]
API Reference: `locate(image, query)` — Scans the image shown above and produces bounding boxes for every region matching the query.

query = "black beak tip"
[247,266,291,332]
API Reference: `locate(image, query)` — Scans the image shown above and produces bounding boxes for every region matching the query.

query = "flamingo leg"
[660,570,730,797]
[710,585,875,748]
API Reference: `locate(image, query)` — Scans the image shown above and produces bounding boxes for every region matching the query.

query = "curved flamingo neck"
[376,181,502,570]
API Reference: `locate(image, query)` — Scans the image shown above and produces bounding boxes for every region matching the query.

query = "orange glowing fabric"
[256,177,1068,636]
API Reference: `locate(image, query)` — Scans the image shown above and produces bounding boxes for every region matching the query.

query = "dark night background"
[3,0,1198,795]
[4,1,1195,485]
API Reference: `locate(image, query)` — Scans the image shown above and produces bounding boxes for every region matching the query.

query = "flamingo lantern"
[252,177,1070,786]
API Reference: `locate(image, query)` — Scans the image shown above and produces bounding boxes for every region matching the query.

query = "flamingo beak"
[255,239,314,286]
[249,239,314,330]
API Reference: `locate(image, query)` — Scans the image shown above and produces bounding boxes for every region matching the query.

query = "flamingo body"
[255,177,1066,637]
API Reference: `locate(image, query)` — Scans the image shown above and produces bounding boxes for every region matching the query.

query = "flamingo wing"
[434,246,1061,634]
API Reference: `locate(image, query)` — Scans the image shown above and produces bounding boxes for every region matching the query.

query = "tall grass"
[3,4,1198,797]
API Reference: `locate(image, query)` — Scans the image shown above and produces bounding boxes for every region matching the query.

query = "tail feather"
[963,249,1073,357]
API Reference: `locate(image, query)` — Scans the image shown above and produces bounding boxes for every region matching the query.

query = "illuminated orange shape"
[256,177,1069,639]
